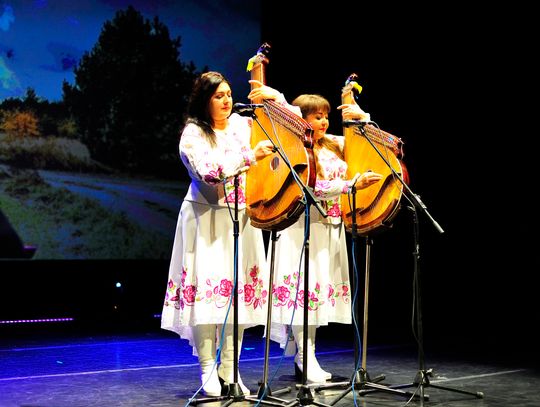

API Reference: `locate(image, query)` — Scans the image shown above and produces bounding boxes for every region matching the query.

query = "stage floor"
[1,323,538,407]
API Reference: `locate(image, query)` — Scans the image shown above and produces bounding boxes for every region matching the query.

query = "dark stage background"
[1,1,538,368]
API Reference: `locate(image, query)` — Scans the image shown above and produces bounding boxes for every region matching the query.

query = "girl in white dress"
[161,71,298,397]
[270,94,383,383]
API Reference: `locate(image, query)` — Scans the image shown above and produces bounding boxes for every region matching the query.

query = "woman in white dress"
[270,94,383,383]
[161,71,298,397]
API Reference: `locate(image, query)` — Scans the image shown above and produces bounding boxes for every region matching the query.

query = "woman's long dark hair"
[183,71,231,147]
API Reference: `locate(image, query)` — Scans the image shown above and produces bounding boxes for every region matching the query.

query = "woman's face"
[305,109,329,141]
[209,81,233,123]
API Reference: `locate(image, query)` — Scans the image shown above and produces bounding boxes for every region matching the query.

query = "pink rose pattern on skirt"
[271,270,350,310]
[164,265,268,311]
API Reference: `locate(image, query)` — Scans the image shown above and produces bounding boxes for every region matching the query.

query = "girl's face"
[305,109,329,141]
[209,81,233,124]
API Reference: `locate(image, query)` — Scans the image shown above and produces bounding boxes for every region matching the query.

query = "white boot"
[217,324,250,395]
[311,327,332,380]
[192,324,222,397]
[292,325,331,383]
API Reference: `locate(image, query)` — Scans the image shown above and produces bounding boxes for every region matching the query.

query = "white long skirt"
[161,200,270,352]
[269,208,352,348]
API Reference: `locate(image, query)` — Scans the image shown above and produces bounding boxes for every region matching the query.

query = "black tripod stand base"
[314,371,386,393]
[243,382,294,407]
[355,381,426,399]
[187,383,247,406]
[287,385,332,407]
[187,396,226,406]
[389,369,484,402]
[429,383,484,398]
[256,382,293,397]
[313,369,425,406]
[390,381,484,399]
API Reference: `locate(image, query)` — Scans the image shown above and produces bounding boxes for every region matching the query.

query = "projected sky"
[0,0,261,102]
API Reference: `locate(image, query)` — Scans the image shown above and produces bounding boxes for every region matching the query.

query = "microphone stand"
[313,182,418,404]
[245,229,295,407]
[340,121,484,405]
[242,107,331,407]
[290,197,332,407]
[386,205,483,405]
[188,174,244,407]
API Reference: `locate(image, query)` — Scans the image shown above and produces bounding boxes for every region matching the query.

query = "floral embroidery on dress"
[314,180,333,197]
[328,282,350,306]
[164,267,192,310]
[243,265,268,309]
[164,264,267,311]
[224,174,246,204]
[240,145,253,166]
[164,278,180,308]
[312,137,349,221]
[272,271,351,311]
[325,201,341,218]
[202,165,224,184]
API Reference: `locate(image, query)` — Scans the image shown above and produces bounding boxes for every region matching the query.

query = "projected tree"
[63,6,200,177]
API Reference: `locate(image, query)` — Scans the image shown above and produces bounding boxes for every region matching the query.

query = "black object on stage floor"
[0,209,36,259]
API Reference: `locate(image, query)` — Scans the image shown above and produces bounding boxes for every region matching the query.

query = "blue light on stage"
[0,317,74,324]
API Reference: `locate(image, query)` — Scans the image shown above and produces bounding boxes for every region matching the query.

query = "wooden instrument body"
[245,45,316,231]
[340,78,407,235]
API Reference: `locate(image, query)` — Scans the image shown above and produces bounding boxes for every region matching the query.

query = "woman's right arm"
[247,80,302,118]
[180,124,252,185]
[337,102,371,122]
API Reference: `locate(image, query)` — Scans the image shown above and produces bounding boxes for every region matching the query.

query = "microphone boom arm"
[348,121,443,234]
[251,107,327,219]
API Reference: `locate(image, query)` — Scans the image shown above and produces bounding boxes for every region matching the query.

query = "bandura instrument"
[245,43,316,231]
[341,74,409,235]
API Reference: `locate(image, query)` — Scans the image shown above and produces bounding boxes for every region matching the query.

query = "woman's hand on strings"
[253,140,274,161]
[247,80,281,101]
[354,171,383,189]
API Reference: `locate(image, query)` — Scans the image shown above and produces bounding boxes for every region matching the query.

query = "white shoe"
[311,348,332,380]
[200,366,222,397]
[292,325,332,383]
[217,324,251,395]
[294,353,329,384]
[218,367,251,396]
[192,325,222,397]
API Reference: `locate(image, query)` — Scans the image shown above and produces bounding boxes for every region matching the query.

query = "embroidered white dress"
[270,134,352,347]
[161,113,270,350]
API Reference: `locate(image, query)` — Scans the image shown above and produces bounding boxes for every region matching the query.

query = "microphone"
[232,103,264,114]
[343,119,369,127]
[231,165,250,178]
[349,172,361,190]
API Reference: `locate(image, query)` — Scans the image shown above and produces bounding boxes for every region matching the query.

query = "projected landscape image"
[0,0,261,259]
